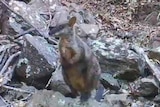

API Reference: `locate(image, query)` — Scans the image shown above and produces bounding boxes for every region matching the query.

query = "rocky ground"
[0,0,160,107]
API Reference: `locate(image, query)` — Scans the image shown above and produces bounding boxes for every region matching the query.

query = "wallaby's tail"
[94,84,105,102]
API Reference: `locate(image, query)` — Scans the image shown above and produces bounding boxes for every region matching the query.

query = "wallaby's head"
[49,17,77,37]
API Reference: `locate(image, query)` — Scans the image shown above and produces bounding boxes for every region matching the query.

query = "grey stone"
[153,94,160,103]
[100,73,120,91]
[91,38,144,82]
[16,34,58,88]
[27,90,112,107]
[104,94,129,106]
[138,82,158,98]
[49,65,72,97]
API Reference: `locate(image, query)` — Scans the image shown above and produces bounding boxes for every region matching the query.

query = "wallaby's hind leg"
[62,69,79,98]
[80,92,91,102]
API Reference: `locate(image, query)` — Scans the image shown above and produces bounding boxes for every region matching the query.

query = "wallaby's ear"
[68,16,76,27]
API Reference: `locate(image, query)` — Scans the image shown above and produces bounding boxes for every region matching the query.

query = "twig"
[0,51,21,75]
[0,96,12,107]
[81,0,90,8]
[0,49,7,63]
[0,50,8,71]
[41,0,52,28]
[7,36,23,46]
[14,28,36,39]
[102,90,109,97]
[45,60,61,88]
[2,85,34,94]
[45,37,58,45]
[20,93,32,101]
[45,77,52,88]
[0,40,10,45]
[2,64,16,85]
[7,28,36,46]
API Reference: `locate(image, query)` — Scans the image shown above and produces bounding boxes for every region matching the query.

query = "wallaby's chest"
[58,36,94,92]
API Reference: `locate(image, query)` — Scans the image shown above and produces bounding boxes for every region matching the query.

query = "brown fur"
[49,17,101,102]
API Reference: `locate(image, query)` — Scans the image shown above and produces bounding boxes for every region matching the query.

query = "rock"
[131,101,144,107]
[153,94,160,104]
[0,96,11,107]
[131,100,158,107]
[15,34,58,89]
[104,94,129,106]
[113,101,126,107]
[50,6,69,26]
[114,69,140,82]
[144,11,159,26]
[131,103,139,107]
[79,24,99,35]
[143,101,158,107]
[114,30,135,39]
[91,38,144,81]
[68,3,97,24]
[49,65,72,97]
[27,90,112,107]
[4,85,36,102]
[27,90,56,107]
[138,82,158,98]
[100,73,120,91]
[80,9,97,24]
[148,46,160,61]
[50,3,97,26]
[149,34,160,49]
[78,24,99,39]
[0,2,16,35]
[141,77,159,88]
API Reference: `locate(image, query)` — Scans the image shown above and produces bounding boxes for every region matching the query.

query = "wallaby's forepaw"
[69,53,81,64]
[69,57,79,64]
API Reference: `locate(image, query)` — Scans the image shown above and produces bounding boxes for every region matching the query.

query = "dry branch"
[2,85,34,94]
[2,64,16,85]
[0,51,21,75]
